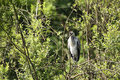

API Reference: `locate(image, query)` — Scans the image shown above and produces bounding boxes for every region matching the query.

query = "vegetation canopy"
[0,0,120,80]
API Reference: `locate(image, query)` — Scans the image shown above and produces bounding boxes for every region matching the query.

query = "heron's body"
[68,36,78,55]
[68,31,80,62]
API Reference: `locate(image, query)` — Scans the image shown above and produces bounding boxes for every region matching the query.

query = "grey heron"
[68,31,80,62]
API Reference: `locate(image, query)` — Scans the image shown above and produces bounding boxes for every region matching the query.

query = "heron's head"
[69,31,75,37]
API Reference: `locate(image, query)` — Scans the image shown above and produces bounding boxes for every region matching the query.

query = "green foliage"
[0,0,120,80]
[0,63,9,79]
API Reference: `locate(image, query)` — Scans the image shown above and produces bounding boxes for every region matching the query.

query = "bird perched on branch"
[68,31,80,62]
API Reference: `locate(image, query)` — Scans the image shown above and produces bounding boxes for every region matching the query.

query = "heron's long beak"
[70,33,73,36]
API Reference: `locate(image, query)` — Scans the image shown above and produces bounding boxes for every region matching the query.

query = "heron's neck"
[70,36,75,46]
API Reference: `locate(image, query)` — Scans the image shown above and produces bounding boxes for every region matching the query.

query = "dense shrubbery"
[0,0,120,80]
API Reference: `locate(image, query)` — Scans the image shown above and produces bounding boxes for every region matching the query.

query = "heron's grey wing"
[77,38,80,50]
[77,38,80,61]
